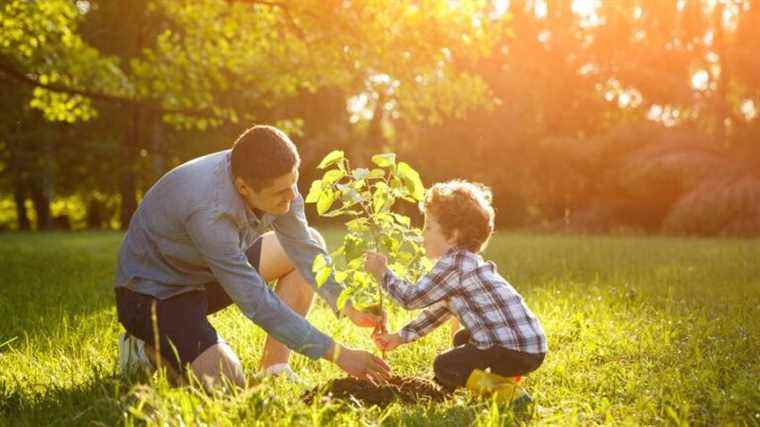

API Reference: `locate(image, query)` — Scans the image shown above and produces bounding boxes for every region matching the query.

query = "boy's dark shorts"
[433,329,546,391]
[115,237,263,372]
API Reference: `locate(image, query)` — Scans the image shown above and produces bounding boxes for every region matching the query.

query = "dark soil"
[303,375,447,407]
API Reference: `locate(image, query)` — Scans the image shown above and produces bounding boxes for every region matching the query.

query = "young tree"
[306,150,430,319]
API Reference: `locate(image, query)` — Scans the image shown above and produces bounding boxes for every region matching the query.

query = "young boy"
[365,180,547,391]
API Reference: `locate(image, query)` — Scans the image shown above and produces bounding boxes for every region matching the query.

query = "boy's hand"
[372,332,404,352]
[364,251,388,281]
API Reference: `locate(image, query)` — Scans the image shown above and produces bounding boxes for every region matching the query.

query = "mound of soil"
[303,375,447,407]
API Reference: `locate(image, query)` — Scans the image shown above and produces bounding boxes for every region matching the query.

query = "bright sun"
[572,0,598,17]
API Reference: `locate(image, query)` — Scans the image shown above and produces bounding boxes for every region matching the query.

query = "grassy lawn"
[0,231,758,426]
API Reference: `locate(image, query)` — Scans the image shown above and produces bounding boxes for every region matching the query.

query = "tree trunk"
[119,106,140,230]
[13,184,31,231]
[29,182,51,230]
[150,116,167,180]
[87,197,104,229]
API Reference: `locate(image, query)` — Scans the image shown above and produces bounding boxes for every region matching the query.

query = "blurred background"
[1,0,758,236]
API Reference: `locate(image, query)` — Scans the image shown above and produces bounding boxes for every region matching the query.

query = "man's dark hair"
[230,125,301,191]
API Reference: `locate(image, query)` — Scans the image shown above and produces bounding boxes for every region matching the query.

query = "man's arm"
[187,208,333,360]
[271,190,343,314]
[397,301,453,343]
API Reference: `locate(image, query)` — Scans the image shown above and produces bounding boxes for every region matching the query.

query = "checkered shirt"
[381,248,548,354]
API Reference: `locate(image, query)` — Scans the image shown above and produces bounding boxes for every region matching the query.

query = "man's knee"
[308,227,326,249]
[190,343,245,388]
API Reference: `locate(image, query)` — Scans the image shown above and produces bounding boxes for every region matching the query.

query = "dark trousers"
[115,238,262,372]
[433,329,545,391]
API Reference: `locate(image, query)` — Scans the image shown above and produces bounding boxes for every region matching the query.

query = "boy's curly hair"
[421,180,495,253]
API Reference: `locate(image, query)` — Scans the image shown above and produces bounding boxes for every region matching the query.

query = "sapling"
[306,150,431,336]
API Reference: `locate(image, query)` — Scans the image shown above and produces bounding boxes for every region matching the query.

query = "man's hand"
[364,251,388,282]
[326,343,391,383]
[372,332,404,352]
[341,301,387,330]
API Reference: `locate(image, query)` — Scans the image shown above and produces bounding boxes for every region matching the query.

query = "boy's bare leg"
[256,230,321,370]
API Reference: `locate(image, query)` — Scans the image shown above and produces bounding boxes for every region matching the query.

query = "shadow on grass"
[0,370,127,426]
[0,232,123,349]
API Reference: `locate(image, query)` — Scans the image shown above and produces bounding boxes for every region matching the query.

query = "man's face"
[236,167,299,215]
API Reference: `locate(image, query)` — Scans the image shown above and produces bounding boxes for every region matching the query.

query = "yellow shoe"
[465,369,531,404]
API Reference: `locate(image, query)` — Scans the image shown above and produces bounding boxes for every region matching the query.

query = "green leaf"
[336,289,352,311]
[317,150,345,169]
[367,169,385,179]
[334,270,348,283]
[316,189,337,215]
[373,182,391,213]
[375,213,394,227]
[346,217,369,232]
[390,176,403,190]
[371,153,396,168]
[407,234,424,243]
[390,262,408,277]
[322,169,345,185]
[381,234,400,253]
[347,257,364,270]
[352,168,370,180]
[397,162,425,201]
[315,266,332,287]
[353,271,372,287]
[305,180,322,204]
[336,183,364,205]
[392,213,411,227]
[322,208,361,218]
[312,253,327,273]
[344,233,367,261]
[396,251,414,265]
[344,189,364,204]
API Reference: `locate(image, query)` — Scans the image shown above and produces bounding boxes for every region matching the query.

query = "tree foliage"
[2,0,760,236]
[306,150,431,311]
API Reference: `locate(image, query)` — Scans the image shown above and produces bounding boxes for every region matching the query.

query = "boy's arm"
[380,254,460,310]
[397,301,453,343]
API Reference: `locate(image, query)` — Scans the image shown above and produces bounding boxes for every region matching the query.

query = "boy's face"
[423,213,456,259]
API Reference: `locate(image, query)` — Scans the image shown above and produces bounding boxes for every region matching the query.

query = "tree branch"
[0,56,226,120]
[0,57,132,105]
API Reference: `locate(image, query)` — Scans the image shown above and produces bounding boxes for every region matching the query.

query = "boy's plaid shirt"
[381,248,548,354]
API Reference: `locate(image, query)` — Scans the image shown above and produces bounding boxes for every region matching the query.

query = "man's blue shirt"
[115,150,342,360]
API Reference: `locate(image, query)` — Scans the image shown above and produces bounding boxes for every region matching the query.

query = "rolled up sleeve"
[272,191,344,315]
[187,208,333,360]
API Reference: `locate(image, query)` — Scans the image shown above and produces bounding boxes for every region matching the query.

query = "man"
[115,125,390,388]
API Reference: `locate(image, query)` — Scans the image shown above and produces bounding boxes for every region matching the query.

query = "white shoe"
[118,333,154,376]
[256,363,304,384]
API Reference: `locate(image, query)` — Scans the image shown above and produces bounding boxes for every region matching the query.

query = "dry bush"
[663,172,760,236]
[617,137,730,201]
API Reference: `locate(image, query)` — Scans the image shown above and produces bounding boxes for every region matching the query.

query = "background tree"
[1,0,758,236]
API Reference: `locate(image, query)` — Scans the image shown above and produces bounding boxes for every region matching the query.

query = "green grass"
[1,231,758,426]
